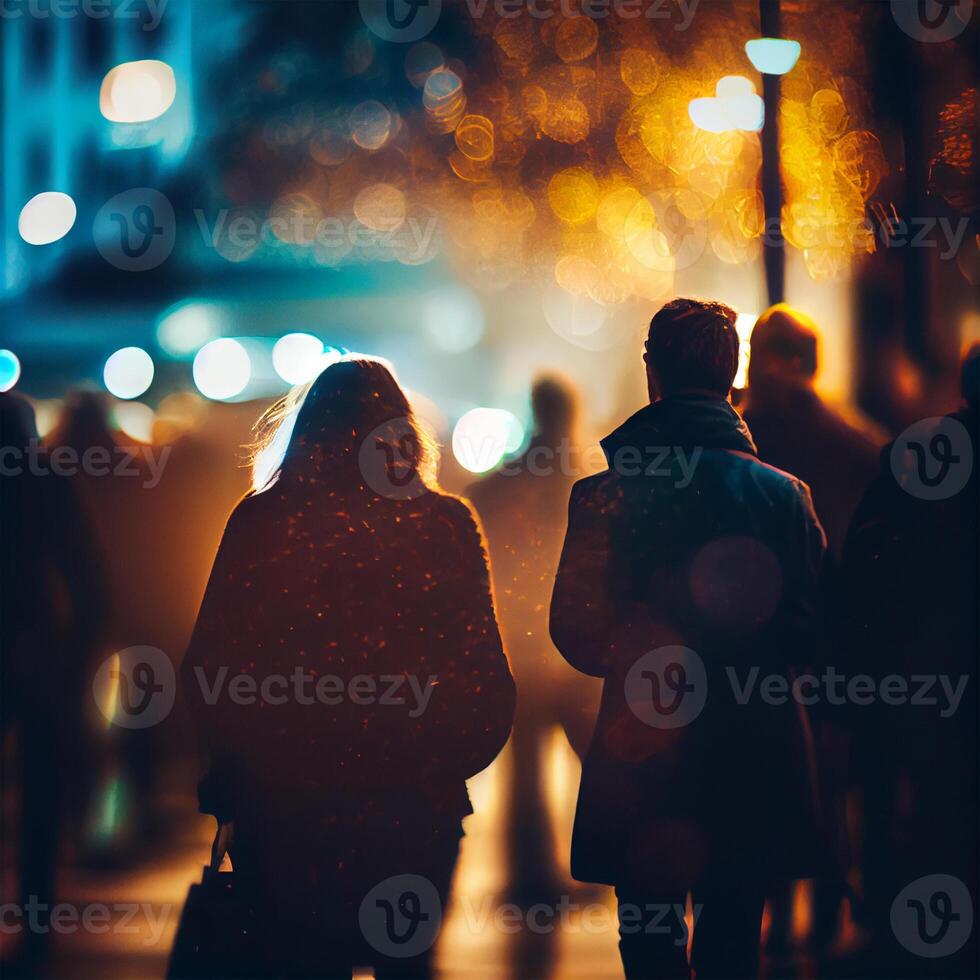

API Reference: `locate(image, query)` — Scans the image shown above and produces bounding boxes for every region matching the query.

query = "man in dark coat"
[550,299,827,980]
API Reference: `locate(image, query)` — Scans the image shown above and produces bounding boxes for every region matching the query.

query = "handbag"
[166,822,268,979]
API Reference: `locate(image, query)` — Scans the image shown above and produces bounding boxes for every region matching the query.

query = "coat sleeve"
[774,479,829,672]
[422,496,516,780]
[180,499,253,811]
[549,478,623,678]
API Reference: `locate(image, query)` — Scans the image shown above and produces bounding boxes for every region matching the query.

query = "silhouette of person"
[50,390,165,844]
[741,305,883,956]
[742,304,883,560]
[50,391,159,651]
[182,358,515,979]
[551,299,828,980]
[467,376,600,906]
[0,393,108,974]
[841,345,978,978]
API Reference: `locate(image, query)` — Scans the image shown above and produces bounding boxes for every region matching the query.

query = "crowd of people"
[1,298,976,979]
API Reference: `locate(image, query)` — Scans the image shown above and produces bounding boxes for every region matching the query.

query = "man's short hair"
[646,298,739,396]
[750,304,819,378]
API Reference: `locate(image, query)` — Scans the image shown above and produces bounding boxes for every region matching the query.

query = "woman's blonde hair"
[248,357,438,493]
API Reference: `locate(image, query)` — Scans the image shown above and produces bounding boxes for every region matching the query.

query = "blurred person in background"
[742,305,884,560]
[182,358,515,978]
[468,376,601,905]
[50,391,158,657]
[145,404,253,676]
[551,299,828,980]
[50,391,163,848]
[742,304,884,958]
[841,344,979,978]
[0,393,108,976]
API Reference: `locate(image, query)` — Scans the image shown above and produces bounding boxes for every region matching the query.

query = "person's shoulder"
[742,453,814,500]
[568,468,605,496]
[566,469,620,512]
[223,487,278,534]
[739,458,823,548]
[228,488,265,519]
[428,489,482,532]
[573,466,609,489]
[817,400,887,458]
[425,490,493,558]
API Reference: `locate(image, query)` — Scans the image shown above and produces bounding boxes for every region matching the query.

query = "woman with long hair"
[181,358,515,978]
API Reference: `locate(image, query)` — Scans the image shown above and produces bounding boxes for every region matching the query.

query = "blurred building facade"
[1,0,194,297]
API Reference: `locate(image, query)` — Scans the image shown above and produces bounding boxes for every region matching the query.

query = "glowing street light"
[452,408,524,474]
[193,339,252,401]
[100,60,176,123]
[734,313,758,389]
[157,301,222,357]
[688,98,731,134]
[745,38,801,76]
[0,350,21,392]
[113,402,156,443]
[18,192,77,245]
[104,347,154,400]
[688,76,764,133]
[272,333,329,385]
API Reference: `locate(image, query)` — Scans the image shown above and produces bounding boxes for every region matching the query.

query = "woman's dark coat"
[182,482,515,828]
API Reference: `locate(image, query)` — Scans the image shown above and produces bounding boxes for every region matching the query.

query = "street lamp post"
[760,0,785,306]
